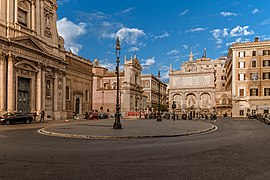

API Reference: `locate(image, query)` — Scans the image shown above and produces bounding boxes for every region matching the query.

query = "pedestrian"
[40,110,45,122]
[33,112,37,122]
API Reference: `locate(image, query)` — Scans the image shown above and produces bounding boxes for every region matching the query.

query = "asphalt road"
[0,118,269,180]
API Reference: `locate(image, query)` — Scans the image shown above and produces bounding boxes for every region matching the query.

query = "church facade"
[92,55,147,116]
[0,0,93,120]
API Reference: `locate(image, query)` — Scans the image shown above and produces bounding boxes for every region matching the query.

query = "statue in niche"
[187,96,196,108]
[201,94,210,108]
[45,14,51,29]
[46,80,51,97]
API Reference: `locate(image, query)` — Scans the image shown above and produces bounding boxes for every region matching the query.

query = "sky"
[56,0,270,82]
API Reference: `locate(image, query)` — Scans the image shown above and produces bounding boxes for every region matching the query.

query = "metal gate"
[17,77,31,113]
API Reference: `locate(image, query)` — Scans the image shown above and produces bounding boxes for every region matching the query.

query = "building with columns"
[92,55,146,116]
[226,38,270,117]
[0,0,93,120]
[168,50,231,117]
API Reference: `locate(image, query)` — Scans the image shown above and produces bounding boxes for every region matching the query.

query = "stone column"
[7,54,14,112]
[31,1,35,30]
[0,53,6,111]
[40,0,44,36]
[53,70,58,111]
[41,66,46,111]
[196,92,200,110]
[62,72,66,111]
[14,0,18,24]
[36,65,42,114]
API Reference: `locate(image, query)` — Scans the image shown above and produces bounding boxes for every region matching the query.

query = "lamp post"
[113,36,122,129]
[157,70,162,121]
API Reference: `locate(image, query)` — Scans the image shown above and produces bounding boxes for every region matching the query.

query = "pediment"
[10,36,49,54]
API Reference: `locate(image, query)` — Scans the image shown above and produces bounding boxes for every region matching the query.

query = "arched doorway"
[75,98,80,114]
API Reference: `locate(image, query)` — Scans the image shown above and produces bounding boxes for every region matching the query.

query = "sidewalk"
[38,119,217,139]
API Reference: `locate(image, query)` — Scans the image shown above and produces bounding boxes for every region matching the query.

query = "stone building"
[168,50,231,117]
[226,38,270,117]
[92,55,146,116]
[141,74,168,112]
[0,0,93,120]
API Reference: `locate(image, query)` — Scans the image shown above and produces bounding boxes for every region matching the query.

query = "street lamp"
[157,70,162,122]
[113,36,122,129]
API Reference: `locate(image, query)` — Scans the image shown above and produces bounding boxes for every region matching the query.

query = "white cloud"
[211,26,254,46]
[211,29,224,44]
[141,57,156,69]
[179,9,189,16]
[129,47,140,52]
[115,27,146,45]
[230,26,254,37]
[223,28,229,37]
[160,70,170,82]
[261,18,270,25]
[220,12,237,17]
[186,27,206,32]
[226,38,242,46]
[121,7,135,14]
[252,9,259,14]
[167,49,180,55]
[57,17,87,54]
[182,44,188,50]
[154,32,170,39]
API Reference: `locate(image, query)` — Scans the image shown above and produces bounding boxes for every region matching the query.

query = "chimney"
[254,37,259,42]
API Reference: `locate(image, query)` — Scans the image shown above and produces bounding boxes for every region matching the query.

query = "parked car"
[0,112,33,125]
[264,114,270,125]
[99,113,109,119]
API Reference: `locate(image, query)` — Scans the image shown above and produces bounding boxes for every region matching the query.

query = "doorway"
[17,77,31,113]
[75,98,80,114]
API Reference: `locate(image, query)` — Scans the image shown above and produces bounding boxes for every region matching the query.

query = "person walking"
[33,112,37,122]
[40,110,45,122]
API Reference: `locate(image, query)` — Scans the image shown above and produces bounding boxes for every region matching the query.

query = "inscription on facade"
[172,75,211,88]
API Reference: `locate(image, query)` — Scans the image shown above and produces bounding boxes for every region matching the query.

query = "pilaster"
[0,53,6,112]
[53,69,58,111]
[7,53,14,112]
[36,64,42,114]
[62,72,66,111]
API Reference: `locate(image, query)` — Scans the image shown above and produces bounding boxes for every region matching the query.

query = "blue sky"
[56,0,270,81]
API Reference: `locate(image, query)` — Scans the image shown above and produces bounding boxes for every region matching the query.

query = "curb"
[37,125,218,139]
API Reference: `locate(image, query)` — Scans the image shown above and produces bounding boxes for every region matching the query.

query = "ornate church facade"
[92,55,147,116]
[168,51,231,117]
[0,0,93,120]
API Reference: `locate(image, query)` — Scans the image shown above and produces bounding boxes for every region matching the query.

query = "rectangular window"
[263,60,270,67]
[263,72,270,80]
[85,90,88,101]
[239,51,246,57]
[264,110,269,114]
[239,89,244,97]
[264,88,270,96]
[238,74,246,81]
[18,9,27,26]
[238,61,245,68]
[239,110,244,116]
[252,51,256,56]
[263,50,270,55]
[252,61,256,67]
[221,76,226,80]
[66,86,70,100]
[250,88,258,96]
